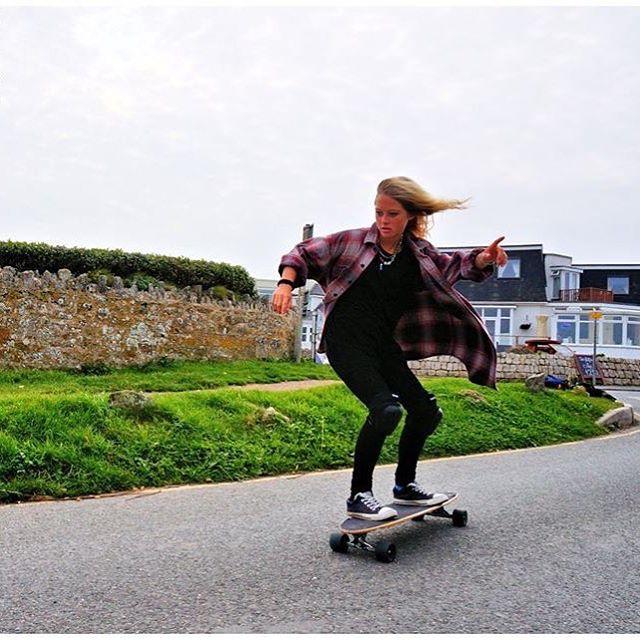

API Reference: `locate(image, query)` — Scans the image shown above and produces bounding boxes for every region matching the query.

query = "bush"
[211,286,231,301]
[76,362,114,376]
[0,240,256,297]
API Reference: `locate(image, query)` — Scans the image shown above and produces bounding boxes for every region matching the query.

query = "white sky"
[2,5,639,279]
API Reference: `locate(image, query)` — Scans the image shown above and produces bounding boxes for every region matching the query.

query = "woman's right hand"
[272,284,294,315]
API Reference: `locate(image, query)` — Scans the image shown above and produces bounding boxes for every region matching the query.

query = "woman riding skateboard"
[273,176,507,521]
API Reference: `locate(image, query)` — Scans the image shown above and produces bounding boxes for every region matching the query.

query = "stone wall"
[0,267,295,369]
[409,352,640,386]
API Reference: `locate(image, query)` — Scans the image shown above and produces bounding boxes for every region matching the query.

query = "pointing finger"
[488,236,506,251]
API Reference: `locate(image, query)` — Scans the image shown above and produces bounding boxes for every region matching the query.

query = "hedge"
[0,240,256,297]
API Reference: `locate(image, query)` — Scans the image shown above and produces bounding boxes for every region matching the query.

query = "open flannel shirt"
[279,224,497,388]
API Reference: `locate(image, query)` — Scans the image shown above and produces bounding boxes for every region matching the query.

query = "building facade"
[257,245,640,360]
[443,245,640,359]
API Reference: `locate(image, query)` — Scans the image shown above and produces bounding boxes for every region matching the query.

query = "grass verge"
[0,359,338,397]
[0,368,618,503]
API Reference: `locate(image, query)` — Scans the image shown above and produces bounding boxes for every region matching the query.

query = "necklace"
[377,237,403,271]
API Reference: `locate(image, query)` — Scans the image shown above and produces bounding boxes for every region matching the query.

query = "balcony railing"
[558,288,614,303]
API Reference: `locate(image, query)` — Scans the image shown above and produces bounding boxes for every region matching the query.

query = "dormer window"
[607,276,629,295]
[550,267,582,300]
[564,271,579,290]
[497,258,521,278]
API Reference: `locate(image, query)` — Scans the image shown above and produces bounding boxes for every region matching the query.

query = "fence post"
[294,224,314,363]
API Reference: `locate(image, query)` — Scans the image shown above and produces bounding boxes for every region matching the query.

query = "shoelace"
[360,492,383,511]
[407,483,430,497]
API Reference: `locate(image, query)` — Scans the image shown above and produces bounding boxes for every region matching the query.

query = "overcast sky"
[2,6,639,279]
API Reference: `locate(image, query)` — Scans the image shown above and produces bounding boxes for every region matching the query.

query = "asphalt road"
[602,386,640,413]
[1,427,640,633]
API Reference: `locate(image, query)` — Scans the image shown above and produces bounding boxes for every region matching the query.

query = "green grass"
[0,359,338,397]
[0,362,618,503]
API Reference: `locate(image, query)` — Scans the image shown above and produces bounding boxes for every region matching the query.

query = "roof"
[438,244,544,252]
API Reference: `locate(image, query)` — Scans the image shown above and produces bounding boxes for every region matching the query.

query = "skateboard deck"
[340,492,458,534]
[330,492,467,563]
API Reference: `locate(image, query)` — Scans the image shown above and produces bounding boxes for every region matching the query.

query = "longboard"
[329,492,467,563]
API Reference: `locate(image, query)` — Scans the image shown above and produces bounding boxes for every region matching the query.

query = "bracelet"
[277,278,295,289]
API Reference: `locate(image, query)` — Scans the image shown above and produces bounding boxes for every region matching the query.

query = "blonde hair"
[376,176,468,240]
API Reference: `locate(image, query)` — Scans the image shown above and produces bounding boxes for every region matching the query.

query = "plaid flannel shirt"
[279,224,497,387]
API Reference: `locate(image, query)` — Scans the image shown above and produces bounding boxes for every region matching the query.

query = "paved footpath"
[1,423,639,633]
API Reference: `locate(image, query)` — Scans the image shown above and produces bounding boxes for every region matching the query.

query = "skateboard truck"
[330,532,398,563]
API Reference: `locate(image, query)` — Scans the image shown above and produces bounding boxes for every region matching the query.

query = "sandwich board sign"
[574,354,604,385]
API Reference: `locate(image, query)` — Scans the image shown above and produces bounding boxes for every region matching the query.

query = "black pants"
[325,337,442,498]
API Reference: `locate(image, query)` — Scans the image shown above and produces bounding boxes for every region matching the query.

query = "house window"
[476,307,513,345]
[557,314,577,344]
[602,315,623,346]
[558,313,639,347]
[578,314,594,345]
[627,316,640,347]
[607,277,629,295]
[562,271,579,291]
[497,258,520,279]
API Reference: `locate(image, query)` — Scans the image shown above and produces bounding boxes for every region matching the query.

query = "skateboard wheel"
[374,541,396,563]
[329,533,350,553]
[452,509,468,527]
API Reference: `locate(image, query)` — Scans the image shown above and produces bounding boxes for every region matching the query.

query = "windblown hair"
[376,176,468,240]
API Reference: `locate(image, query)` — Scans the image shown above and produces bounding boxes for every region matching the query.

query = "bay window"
[556,313,639,347]
[557,314,577,344]
[628,316,640,346]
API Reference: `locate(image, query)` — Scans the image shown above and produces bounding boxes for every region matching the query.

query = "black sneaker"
[393,482,448,506]
[346,491,398,521]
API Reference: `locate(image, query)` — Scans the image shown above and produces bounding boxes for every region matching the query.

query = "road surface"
[1,426,639,633]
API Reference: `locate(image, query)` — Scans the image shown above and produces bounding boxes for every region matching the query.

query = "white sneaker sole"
[393,493,448,507]
[347,507,398,521]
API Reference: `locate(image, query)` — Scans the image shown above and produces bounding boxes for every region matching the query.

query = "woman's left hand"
[475,236,508,269]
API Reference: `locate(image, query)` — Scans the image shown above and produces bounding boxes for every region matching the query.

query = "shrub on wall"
[0,240,256,297]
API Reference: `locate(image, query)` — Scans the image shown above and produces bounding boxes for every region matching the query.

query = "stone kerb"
[0,266,294,368]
